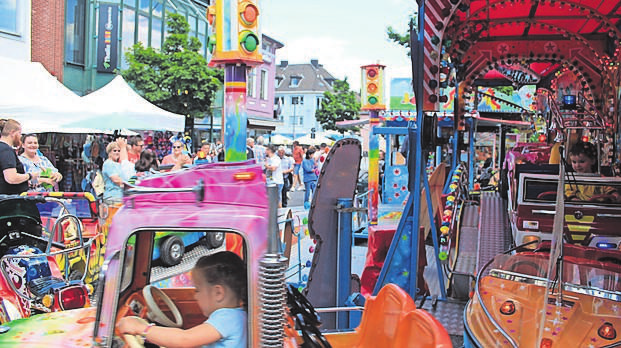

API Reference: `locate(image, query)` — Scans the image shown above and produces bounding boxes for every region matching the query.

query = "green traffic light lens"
[368,96,378,105]
[208,35,216,53]
[240,31,259,52]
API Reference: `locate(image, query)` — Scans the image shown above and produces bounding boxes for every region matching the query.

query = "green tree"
[122,13,223,129]
[315,78,360,132]
[386,16,417,56]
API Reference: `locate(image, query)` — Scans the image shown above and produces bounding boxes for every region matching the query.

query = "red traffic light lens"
[367,68,378,79]
[240,3,259,25]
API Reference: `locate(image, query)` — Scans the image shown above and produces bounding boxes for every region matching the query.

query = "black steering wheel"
[286,285,331,348]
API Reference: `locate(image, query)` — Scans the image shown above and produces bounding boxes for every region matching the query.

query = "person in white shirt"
[278,146,294,207]
[264,145,283,208]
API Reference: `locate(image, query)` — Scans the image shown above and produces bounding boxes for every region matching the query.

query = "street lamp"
[292,97,299,139]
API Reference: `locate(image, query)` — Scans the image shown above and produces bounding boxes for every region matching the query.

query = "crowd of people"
[0,118,330,209]
[97,134,330,209]
[247,137,329,209]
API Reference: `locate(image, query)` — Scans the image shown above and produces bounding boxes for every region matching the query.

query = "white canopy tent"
[0,58,185,133]
[0,57,99,133]
[294,134,335,146]
[64,76,185,132]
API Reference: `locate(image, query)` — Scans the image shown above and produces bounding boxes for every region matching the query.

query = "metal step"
[476,191,511,270]
[451,203,479,300]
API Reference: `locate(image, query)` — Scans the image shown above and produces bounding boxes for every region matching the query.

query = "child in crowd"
[118,251,248,347]
[565,141,620,202]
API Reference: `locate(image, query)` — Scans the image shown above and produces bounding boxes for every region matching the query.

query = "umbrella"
[294,135,335,146]
[270,134,293,145]
[319,130,345,141]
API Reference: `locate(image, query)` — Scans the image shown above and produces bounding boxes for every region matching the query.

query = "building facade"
[245,34,284,137]
[0,0,32,61]
[274,59,336,138]
[62,0,211,95]
[194,34,284,142]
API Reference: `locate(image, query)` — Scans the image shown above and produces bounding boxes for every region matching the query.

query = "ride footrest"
[28,276,68,298]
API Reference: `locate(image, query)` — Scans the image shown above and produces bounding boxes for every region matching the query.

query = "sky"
[261,0,417,92]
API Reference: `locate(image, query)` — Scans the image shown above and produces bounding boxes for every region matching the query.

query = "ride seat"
[393,310,452,348]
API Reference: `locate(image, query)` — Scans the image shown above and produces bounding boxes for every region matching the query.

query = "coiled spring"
[258,254,288,347]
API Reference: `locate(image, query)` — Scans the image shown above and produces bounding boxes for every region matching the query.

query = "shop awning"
[248,116,281,130]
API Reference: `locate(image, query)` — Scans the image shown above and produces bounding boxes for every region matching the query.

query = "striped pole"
[223,64,248,162]
[368,110,380,225]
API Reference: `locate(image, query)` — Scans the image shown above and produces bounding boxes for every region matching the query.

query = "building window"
[275,76,283,88]
[290,76,301,87]
[0,0,17,34]
[139,0,150,12]
[260,69,268,100]
[137,14,149,45]
[151,17,162,49]
[247,68,256,98]
[65,0,86,64]
[151,0,163,49]
[316,97,322,110]
[292,96,304,105]
[121,6,135,69]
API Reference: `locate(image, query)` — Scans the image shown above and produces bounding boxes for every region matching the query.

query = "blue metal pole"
[453,81,460,170]
[468,118,475,190]
[408,123,421,299]
[336,198,353,329]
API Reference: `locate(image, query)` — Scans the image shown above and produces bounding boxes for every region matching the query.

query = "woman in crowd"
[102,138,130,205]
[127,149,159,185]
[161,140,192,170]
[19,134,62,192]
[302,148,318,209]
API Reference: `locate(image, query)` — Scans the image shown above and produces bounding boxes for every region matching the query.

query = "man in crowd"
[0,119,38,194]
[291,140,304,191]
[278,146,294,207]
[254,136,267,167]
[127,135,144,164]
[246,138,255,160]
[264,145,283,208]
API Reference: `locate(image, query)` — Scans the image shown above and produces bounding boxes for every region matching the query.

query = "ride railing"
[548,92,606,131]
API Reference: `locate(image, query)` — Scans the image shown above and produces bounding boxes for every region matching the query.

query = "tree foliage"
[386,16,417,56]
[122,13,223,121]
[315,79,360,132]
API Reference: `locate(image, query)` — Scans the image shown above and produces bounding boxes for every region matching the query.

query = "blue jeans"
[304,180,316,204]
[278,183,283,204]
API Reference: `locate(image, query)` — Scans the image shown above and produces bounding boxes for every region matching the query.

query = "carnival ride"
[0,195,91,324]
[0,161,451,347]
[24,191,106,285]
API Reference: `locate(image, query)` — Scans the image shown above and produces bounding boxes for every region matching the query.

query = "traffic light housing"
[361,64,386,110]
[207,0,263,67]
